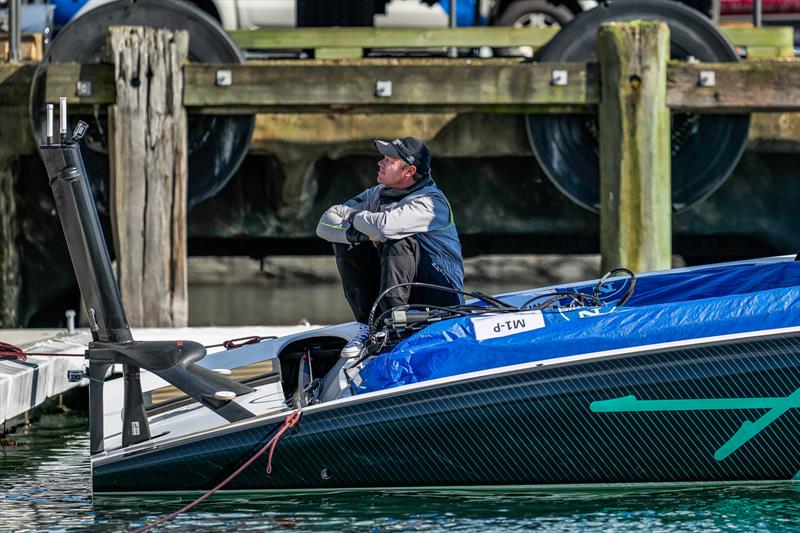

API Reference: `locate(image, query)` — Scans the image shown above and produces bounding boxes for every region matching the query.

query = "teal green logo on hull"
[590,389,800,477]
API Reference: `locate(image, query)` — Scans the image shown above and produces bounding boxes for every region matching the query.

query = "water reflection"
[3,413,800,531]
[188,282,537,326]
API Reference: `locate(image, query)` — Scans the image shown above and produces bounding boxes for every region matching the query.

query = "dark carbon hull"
[93,332,800,492]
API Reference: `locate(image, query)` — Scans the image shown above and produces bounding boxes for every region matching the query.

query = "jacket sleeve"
[315,187,379,244]
[352,193,450,242]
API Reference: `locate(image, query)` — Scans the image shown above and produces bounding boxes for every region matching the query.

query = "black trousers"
[333,236,461,324]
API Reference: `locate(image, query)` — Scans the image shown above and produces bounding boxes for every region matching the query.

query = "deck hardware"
[46,104,54,144]
[88,308,99,332]
[71,121,89,143]
[67,369,86,382]
[375,80,392,97]
[213,390,237,401]
[215,69,232,86]
[59,96,68,142]
[65,309,76,334]
[698,70,716,87]
[212,368,232,376]
[76,80,93,97]
[551,69,568,86]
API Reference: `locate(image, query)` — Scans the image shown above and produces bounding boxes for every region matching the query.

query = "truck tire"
[496,0,574,28]
[527,0,750,214]
[29,0,254,211]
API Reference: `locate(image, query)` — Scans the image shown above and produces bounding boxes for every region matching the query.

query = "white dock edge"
[0,325,320,428]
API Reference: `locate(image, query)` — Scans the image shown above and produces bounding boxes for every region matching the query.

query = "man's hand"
[346,225,371,244]
[344,210,362,223]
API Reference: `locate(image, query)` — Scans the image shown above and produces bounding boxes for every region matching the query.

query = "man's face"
[377,156,416,189]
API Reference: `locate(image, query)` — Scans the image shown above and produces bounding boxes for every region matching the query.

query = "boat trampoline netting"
[354,260,800,393]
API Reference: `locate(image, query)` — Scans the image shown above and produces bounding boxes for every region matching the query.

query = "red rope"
[0,342,27,362]
[266,410,302,474]
[205,335,274,350]
[0,341,85,361]
[1,334,275,360]
[133,410,302,533]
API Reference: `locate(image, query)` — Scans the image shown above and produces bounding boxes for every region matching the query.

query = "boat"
[40,104,800,495]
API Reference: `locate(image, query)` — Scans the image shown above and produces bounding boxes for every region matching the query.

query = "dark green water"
[2,412,800,531]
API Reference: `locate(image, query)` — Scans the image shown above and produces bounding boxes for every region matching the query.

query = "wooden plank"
[32,58,800,113]
[721,26,795,48]
[744,45,795,58]
[184,60,598,109]
[667,60,800,112]
[0,33,44,62]
[229,26,559,49]
[315,46,364,59]
[108,26,188,327]
[0,63,35,105]
[598,21,671,274]
[44,63,115,105]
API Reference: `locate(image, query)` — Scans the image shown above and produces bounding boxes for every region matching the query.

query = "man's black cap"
[373,137,431,180]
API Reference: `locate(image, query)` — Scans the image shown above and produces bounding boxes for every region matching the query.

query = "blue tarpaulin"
[355,260,800,393]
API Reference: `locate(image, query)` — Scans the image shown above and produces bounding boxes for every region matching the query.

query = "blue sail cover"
[355,260,800,393]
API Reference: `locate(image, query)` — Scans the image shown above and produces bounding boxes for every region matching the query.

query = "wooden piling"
[0,150,19,327]
[108,26,189,327]
[0,64,34,327]
[598,21,671,274]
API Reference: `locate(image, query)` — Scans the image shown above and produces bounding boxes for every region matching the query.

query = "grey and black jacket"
[316,178,464,291]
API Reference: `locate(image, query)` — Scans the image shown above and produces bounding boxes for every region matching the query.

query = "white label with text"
[471,311,545,341]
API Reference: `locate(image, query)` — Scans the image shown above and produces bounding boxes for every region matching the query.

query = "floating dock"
[0,325,318,430]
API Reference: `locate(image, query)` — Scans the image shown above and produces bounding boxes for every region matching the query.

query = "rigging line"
[0,342,85,361]
[132,409,302,533]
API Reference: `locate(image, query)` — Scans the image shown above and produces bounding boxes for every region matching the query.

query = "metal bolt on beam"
[375,80,392,97]
[215,70,232,86]
[76,81,93,97]
[551,70,568,86]
[699,71,716,87]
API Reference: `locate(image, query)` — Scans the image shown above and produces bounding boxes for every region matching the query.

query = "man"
[316,137,464,356]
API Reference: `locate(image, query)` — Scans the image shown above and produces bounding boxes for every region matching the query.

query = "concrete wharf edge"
[0,325,320,429]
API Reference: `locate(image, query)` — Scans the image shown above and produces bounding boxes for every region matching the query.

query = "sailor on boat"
[316,137,464,356]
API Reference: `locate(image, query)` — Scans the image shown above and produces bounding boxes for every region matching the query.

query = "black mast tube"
[39,102,133,455]
[39,145,132,344]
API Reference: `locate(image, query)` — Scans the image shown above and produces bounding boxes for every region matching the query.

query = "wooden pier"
[1,24,799,329]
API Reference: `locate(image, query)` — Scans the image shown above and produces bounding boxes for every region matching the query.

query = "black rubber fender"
[527,0,750,213]
[29,0,254,211]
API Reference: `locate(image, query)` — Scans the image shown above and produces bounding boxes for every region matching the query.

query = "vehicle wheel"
[29,0,254,211]
[527,0,750,214]
[496,0,574,28]
[496,0,573,57]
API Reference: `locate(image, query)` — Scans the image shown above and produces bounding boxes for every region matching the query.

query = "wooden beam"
[667,60,800,112]
[44,63,115,105]
[184,60,598,110]
[0,63,35,104]
[1,33,44,62]
[30,58,800,113]
[598,21,672,274]
[108,26,189,327]
[229,26,559,50]
[721,25,794,48]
